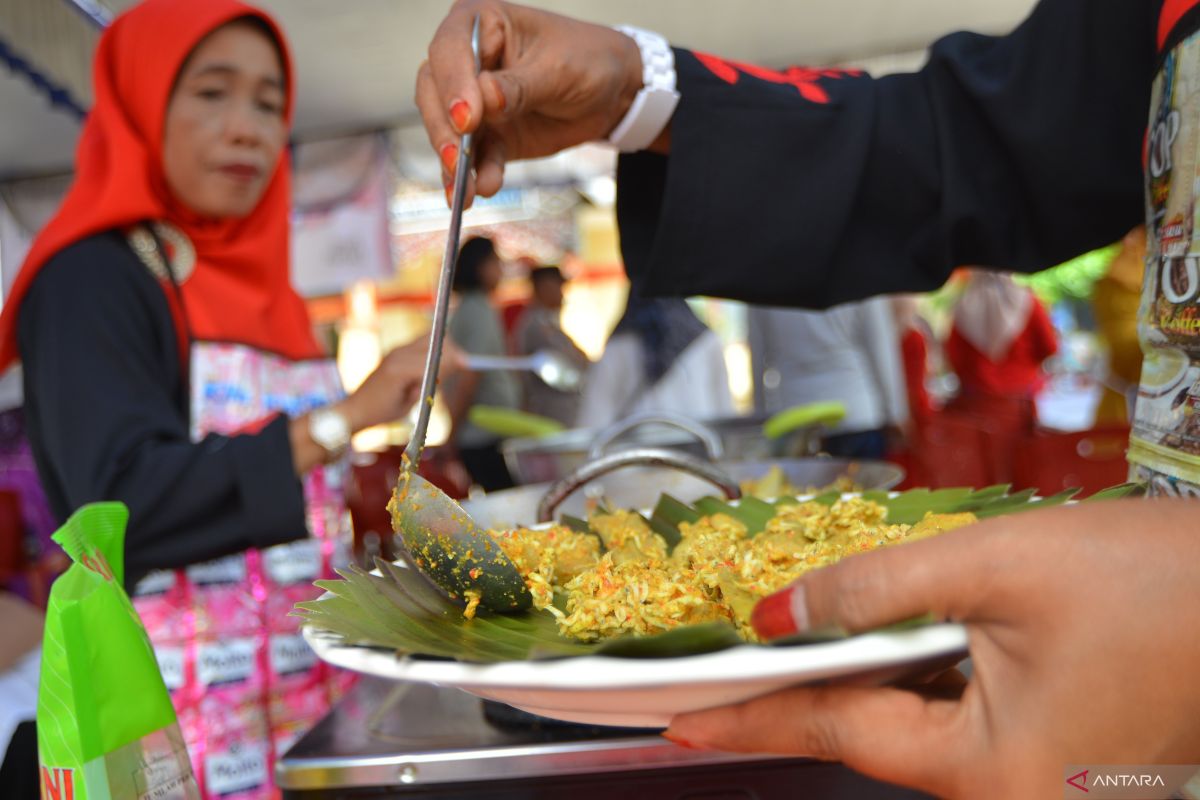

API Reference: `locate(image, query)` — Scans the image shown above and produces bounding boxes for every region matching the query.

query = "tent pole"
[59,0,112,29]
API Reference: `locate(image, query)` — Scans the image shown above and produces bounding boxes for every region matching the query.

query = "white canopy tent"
[0,0,1089,431]
[0,0,1040,180]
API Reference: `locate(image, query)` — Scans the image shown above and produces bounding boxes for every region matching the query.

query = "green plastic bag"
[37,503,199,800]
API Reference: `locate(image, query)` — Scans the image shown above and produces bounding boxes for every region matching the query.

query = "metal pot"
[502,410,840,486]
[463,448,904,531]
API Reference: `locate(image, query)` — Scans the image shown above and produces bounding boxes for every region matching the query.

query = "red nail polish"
[495,85,507,113]
[440,143,459,173]
[751,590,798,640]
[449,100,471,133]
[662,733,708,751]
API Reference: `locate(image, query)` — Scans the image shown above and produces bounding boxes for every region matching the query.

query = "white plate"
[303,619,968,727]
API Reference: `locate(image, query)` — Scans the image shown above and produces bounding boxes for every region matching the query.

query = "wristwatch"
[308,407,351,460]
[606,25,680,152]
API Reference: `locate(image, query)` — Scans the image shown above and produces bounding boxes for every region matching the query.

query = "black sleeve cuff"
[229,414,309,550]
[615,149,673,298]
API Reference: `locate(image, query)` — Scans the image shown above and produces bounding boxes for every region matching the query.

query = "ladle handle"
[404,15,481,469]
[463,354,537,372]
[536,447,742,523]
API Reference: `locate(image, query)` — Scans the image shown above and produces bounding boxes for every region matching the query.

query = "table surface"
[276,676,934,800]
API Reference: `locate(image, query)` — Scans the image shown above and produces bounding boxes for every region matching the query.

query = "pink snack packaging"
[187,554,262,638]
[262,540,324,634]
[132,568,190,644]
[193,635,267,738]
[200,727,272,800]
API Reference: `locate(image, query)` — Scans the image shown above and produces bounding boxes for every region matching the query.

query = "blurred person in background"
[748,298,909,459]
[1092,227,1147,425]
[0,1,436,795]
[945,270,1057,431]
[0,591,41,799]
[513,263,590,425]
[887,295,945,487]
[891,295,939,427]
[0,370,62,607]
[500,255,535,350]
[446,236,521,489]
[576,293,733,429]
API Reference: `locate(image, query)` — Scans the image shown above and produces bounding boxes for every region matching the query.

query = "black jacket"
[618,0,1160,307]
[18,231,307,587]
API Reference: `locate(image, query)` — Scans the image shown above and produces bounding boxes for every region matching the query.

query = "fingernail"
[439,143,458,173]
[495,85,507,113]
[662,731,709,751]
[449,100,471,133]
[752,584,809,640]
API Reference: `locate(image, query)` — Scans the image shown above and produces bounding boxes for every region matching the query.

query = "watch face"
[312,409,350,452]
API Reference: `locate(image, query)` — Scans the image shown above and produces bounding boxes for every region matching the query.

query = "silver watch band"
[606,25,681,153]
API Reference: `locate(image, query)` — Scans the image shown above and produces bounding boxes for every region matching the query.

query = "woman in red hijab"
[945,269,1058,429]
[0,1,429,796]
[940,270,1057,484]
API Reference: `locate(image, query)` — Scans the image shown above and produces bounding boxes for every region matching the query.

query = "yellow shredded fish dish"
[487,498,976,643]
[738,465,863,499]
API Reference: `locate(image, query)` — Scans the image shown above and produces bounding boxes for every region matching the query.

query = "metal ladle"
[389,15,532,614]
[462,350,584,392]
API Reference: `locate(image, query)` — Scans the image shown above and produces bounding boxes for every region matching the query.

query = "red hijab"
[0,0,322,370]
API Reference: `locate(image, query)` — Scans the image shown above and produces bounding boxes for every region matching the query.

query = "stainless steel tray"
[276,677,785,791]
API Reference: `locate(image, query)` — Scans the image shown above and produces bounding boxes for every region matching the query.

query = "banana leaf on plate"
[294,483,1141,663]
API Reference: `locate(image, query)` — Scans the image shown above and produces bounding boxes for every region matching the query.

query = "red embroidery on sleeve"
[693,51,861,104]
[1160,0,1200,52]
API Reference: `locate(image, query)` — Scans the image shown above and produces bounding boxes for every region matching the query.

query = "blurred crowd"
[444,231,1143,493]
